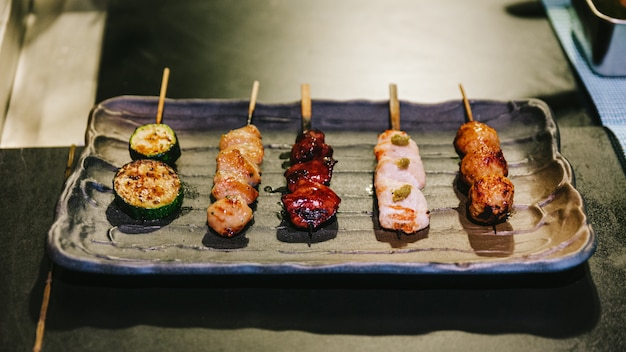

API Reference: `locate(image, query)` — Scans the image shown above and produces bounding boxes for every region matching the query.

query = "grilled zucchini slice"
[113,159,183,220]
[129,123,181,165]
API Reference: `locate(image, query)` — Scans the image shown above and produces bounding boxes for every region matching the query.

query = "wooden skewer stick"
[247,80,260,125]
[459,83,474,122]
[388,84,420,237]
[33,144,76,352]
[301,83,313,245]
[301,83,312,132]
[389,83,400,131]
[156,67,170,124]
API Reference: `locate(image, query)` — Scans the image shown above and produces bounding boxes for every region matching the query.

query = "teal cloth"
[542,0,626,160]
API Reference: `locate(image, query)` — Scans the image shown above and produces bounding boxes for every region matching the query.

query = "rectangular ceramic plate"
[47,96,595,275]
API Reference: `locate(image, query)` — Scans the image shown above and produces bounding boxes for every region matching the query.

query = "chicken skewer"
[455,84,514,225]
[374,84,430,234]
[207,81,264,237]
[281,84,341,232]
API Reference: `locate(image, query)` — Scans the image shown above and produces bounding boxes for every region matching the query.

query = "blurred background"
[0,0,579,147]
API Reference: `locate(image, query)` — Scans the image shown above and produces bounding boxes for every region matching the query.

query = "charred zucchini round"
[113,159,183,220]
[129,123,181,165]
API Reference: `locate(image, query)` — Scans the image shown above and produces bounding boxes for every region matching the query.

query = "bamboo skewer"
[300,83,314,244]
[33,144,76,352]
[301,83,312,132]
[458,84,504,232]
[389,83,400,131]
[459,83,474,122]
[247,80,260,125]
[388,84,404,239]
[156,67,170,124]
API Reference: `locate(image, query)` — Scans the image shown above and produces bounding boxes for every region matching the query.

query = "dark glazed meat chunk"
[282,180,341,229]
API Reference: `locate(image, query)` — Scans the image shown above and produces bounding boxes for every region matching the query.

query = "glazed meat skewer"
[455,84,514,225]
[374,84,430,234]
[206,81,265,237]
[281,84,341,232]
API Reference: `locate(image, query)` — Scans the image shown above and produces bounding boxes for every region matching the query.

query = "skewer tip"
[459,83,474,122]
[156,67,171,124]
[307,222,314,247]
[389,83,400,131]
[247,80,260,125]
[301,83,312,132]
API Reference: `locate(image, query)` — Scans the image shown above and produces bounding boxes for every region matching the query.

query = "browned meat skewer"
[281,84,341,231]
[206,82,264,237]
[456,85,514,225]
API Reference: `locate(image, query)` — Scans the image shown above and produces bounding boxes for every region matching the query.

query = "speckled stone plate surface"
[47,96,595,274]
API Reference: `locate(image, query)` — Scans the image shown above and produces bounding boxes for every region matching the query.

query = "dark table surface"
[2,0,626,351]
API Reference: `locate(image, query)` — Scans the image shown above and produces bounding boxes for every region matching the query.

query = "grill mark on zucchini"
[113,159,183,220]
